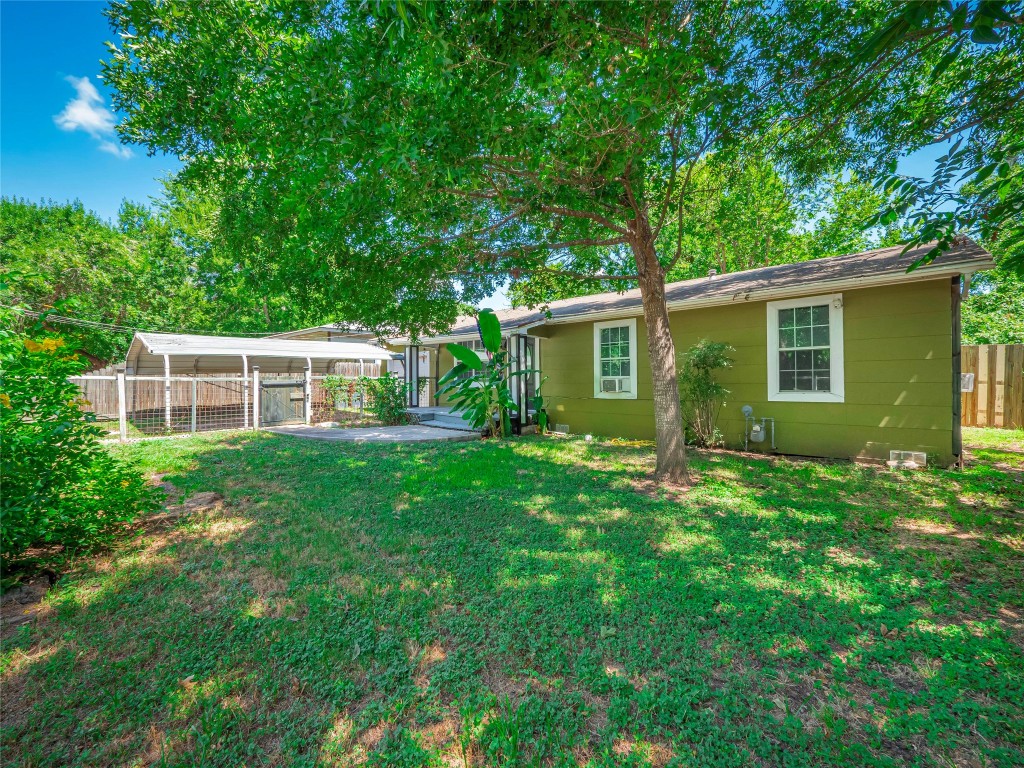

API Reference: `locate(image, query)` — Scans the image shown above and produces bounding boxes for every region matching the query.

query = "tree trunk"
[631,225,690,485]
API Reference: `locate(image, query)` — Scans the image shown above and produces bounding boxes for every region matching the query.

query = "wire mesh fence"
[67,370,386,440]
[122,377,249,434]
[70,374,251,438]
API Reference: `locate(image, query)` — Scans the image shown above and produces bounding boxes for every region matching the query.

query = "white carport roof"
[125,332,401,375]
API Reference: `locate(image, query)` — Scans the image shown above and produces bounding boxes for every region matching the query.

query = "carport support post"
[116,366,127,442]
[242,355,250,429]
[252,366,260,430]
[190,378,198,433]
[304,364,312,425]
[163,354,172,430]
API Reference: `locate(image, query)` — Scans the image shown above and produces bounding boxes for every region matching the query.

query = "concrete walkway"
[265,423,480,443]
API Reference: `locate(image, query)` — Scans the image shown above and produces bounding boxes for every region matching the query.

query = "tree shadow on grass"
[1,432,1021,767]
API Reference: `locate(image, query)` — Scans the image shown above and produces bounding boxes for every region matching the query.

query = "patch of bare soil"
[0,575,55,638]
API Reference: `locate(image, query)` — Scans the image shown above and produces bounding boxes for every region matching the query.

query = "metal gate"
[260,379,304,425]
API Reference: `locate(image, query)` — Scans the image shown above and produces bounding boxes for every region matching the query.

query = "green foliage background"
[0,316,158,565]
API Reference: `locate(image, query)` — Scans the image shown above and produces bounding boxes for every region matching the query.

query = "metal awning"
[125,332,401,375]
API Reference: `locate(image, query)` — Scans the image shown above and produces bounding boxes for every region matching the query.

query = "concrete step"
[424,413,477,432]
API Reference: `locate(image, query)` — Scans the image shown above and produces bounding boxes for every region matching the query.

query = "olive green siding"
[539,278,955,464]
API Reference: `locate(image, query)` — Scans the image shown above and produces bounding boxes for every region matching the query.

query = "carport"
[74,333,403,438]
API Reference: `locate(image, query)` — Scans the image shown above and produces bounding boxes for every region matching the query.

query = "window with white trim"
[594,319,638,399]
[766,294,845,402]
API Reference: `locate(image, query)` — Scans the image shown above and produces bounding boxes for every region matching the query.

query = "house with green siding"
[392,240,994,466]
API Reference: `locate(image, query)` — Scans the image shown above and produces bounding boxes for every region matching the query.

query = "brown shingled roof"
[402,239,993,342]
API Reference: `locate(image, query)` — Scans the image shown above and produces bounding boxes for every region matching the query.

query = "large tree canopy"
[102,0,1010,481]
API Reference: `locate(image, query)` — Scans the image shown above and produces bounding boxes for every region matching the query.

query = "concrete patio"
[265,423,479,443]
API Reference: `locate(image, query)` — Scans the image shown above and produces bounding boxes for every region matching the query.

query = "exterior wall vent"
[887,450,927,469]
[553,423,570,435]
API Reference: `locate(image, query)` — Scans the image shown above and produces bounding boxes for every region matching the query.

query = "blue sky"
[1,0,180,222]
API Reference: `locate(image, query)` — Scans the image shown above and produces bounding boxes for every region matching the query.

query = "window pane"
[796,373,813,391]
[795,306,812,326]
[620,361,630,376]
[779,328,795,349]
[601,361,611,376]
[779,351,795,371]
[609,361,622,377]
[779,371,795,391]
[795,326,813,347]
[796,350,812,370]
[811,304,829,325]
[814,374,831,392]
[778,308,795,329]
[813,349,830,370]
[812,325,830,346]
[620,339,630,356]
[600,328,610,344]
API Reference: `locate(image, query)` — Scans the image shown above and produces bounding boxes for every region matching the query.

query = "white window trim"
[594,318,638,399]
[766,293,845,403]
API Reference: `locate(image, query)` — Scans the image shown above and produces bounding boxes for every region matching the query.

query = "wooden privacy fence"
[961,344,1024,429]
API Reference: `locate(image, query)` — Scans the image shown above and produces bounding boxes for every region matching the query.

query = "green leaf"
[447,342,484,370]
[971,25,1002,44]
[931,43,960,81]
[477,309,502,354]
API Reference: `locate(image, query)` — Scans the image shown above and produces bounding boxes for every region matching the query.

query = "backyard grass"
[2,428,1022,767]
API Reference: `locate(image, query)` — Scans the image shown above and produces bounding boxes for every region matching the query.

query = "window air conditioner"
[602,378,628,393]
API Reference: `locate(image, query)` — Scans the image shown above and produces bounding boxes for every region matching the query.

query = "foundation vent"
[887,450,927,469]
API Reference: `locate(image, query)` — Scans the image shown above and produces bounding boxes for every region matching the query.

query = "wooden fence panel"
[961,344,1024,429]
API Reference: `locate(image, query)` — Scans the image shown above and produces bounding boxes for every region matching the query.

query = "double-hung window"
[594,318,638,399]
[766,293,844,402]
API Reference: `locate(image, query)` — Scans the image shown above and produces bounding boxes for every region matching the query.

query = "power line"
[2,306,290,337]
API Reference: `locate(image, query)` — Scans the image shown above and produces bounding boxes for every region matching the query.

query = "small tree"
[679,340,734,448]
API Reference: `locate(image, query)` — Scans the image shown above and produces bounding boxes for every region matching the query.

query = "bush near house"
[363,372,411,426]
[680,339,735,447]
[0,324,157,566]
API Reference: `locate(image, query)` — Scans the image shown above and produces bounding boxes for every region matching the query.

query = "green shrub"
[0,324,158,566]
[679,339,734,448]
[363,372,410,425]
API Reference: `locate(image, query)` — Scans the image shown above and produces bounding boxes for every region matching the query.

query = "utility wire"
[3,305,295,337]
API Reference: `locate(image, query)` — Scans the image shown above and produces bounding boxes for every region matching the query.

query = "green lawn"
[2,428,1022,767]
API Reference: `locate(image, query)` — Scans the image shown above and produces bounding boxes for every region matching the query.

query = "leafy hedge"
[0,325,158,566]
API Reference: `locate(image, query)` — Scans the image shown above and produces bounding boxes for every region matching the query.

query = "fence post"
[304,365,312,425]
[191,378,198,433]
[164,354,172,430]
[252,366,260,430]
[116,366,128,442]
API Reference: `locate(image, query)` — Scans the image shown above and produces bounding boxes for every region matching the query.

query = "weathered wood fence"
[961,344,1024,429]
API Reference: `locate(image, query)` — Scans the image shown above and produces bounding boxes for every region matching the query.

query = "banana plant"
[530,375,550,434]
[436,309,535,438]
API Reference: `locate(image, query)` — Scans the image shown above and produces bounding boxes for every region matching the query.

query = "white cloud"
[54,76,133,159]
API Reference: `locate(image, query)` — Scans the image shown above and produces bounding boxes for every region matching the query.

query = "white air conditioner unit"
[601,378,629,393]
